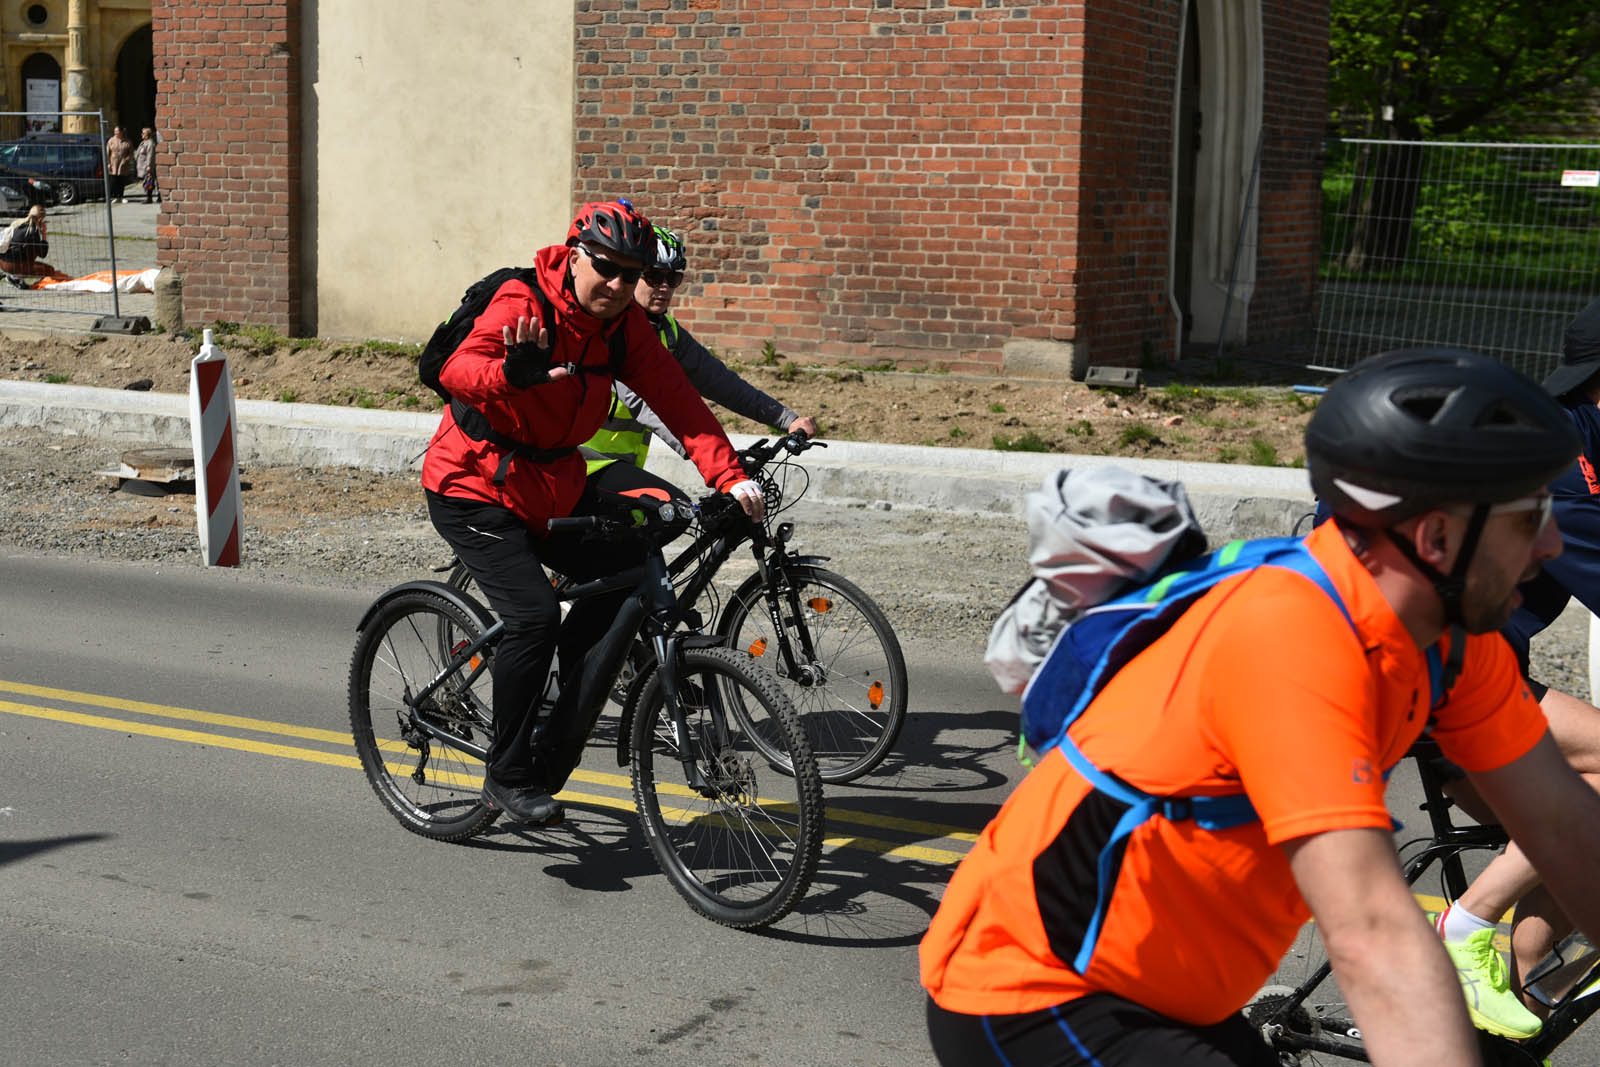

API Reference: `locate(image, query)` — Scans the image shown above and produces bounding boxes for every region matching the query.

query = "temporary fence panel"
[0,110,127,321]
[1314,139,1600,379]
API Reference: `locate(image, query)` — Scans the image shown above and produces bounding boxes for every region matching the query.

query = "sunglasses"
[642,269,685,289]
[576,243,643,285]
[1488,493,1555,532]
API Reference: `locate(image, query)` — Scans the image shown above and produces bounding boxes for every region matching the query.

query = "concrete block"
[1002,339,1084,381]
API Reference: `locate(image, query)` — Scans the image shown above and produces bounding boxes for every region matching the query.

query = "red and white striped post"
[189,328,243,567]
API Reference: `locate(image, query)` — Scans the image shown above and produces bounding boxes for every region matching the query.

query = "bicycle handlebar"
[739,430,826,472]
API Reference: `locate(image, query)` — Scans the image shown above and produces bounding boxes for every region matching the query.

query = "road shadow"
[0,832,112,868]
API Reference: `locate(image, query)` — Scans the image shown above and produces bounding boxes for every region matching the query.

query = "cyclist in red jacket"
[422,199,764,828]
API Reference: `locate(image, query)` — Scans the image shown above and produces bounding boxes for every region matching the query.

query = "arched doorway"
[1169,0,1263,348]
[115,25,155,135]
[20,52,62,133]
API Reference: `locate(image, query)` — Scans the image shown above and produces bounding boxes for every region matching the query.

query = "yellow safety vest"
[580,314,681,475]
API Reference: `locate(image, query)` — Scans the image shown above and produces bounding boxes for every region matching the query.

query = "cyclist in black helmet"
[581,225,817,473]
[921,348,1600,1066]
[1378,302,1600,1038]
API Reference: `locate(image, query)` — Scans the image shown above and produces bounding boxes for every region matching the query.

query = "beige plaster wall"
[307,0,574,340]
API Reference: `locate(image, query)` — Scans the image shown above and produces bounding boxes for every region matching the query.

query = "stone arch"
[1170,0,1263,347]
[114,24,155,135]
[19,51,62,132]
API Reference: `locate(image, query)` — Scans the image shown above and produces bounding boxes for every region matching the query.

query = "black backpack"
[419,266,628,483]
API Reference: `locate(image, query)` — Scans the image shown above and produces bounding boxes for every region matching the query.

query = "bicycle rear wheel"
[718,564,908,783]
[630,646,824,929]
[349,588,499,841]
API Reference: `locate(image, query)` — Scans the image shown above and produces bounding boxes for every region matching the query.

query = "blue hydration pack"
[1019,534,1461,975]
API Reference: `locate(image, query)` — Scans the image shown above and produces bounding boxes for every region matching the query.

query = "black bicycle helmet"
[1307,347,1579,527]
[1307,347,1579,630]
[652,226,687,272]
[566,198,656,263]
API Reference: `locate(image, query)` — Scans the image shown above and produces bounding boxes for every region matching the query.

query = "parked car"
[0,133,104,205]
[0,181,27,218]
[0,174,57,209]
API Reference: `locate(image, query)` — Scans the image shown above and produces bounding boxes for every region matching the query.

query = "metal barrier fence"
[1314,138,1600,379]
[0,110,127,321]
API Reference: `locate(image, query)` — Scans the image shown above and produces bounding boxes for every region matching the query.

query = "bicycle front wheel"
[630,646,824,929]
[719,564,908,783]
[349,588,499,842]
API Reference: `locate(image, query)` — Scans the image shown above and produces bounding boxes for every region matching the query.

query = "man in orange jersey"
[921,348,1600,1066]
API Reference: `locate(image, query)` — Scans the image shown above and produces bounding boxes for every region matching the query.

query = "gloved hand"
[501,316,571,388]
[727,479,766,522]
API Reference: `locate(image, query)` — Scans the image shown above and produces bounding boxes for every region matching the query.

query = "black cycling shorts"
[926,994,1279,1067]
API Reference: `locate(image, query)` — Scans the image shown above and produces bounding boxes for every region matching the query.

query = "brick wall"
[1076,0,1182,366]
[154,1,301,333]
[1250,0,1329,350]
[574,0,1092,374]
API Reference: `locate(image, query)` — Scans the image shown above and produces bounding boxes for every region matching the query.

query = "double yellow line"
[0,679,978,865]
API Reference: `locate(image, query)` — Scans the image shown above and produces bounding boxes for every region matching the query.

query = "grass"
[276,388,298,403]
[948,425,967,439]
[44,372,71,383]
[776,361,801,382]
[988,402,1006,413]
[1064,419,1095,438]
[993,430,1052,452]
[1117,424,1158,448]
[1247,437,1279,466]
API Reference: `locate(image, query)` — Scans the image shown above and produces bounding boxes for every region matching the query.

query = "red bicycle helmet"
[566,198,655,263]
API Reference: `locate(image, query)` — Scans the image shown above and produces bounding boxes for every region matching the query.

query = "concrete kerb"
[0,379,1316,542]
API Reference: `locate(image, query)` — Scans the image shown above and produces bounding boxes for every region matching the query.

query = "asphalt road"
[0,552,1021,1067]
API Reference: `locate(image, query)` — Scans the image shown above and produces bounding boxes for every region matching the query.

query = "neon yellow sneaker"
[1444,927,1543,1040]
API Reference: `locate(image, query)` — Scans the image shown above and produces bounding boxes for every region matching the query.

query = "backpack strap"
[1036,539,1361,975]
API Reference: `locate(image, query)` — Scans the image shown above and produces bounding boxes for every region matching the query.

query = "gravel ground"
[1,425,1592,697]
[0,427,1032,651]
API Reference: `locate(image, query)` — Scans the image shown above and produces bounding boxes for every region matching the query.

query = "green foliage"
[363,339,422,358]
[948,425,967,439]
[988,402,1006,413]
[776,360,801,382]
[276,388,298,403]
[761,340,780,366]
[1330,2,1600,137]
[1064,419,1095,438]
[993,430,1052,452]
[43,372,70,384]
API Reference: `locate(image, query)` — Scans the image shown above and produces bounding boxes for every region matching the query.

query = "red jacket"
[421,245,746,529]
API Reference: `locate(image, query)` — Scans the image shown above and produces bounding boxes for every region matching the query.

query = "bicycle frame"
[1259,741,1600,1061]
[410,526,738,795]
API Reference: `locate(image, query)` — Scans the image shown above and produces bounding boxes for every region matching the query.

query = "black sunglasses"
[642,269,685,289]
[577,243,643,284]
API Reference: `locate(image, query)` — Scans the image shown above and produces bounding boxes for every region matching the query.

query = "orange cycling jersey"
[920,520,1547,1025]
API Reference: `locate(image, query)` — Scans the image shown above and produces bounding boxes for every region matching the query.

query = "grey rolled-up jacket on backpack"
[984,466,1205,694]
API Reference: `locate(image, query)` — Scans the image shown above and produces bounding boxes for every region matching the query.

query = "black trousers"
[426,460,689,792]
[926,994,1279,1067]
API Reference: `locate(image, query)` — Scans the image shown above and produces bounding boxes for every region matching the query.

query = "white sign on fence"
[1561,169,1600,188]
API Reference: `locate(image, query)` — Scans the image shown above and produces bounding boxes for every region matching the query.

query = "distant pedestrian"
[106,126,135,202]
[0,205,69,282]
[134,128,159,204]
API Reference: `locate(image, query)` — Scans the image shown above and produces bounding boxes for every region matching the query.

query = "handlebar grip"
[546,515,603,533]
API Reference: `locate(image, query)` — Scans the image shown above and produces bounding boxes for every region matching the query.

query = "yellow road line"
[0,679,350,745]
[0,695,976,863]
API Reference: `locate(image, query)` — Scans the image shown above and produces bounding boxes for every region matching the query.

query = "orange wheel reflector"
[469,655,482,671]
[748,637,768,657]
[808,597,833,614]
[868,681,884,709]
[451,640,482,672]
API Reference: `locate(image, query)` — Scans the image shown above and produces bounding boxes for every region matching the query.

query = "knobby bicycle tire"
[348,588,499,841]
[718,564,908,783]
[630,646,824,929]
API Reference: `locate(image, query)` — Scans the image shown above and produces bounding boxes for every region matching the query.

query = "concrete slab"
[0,379,1316,541]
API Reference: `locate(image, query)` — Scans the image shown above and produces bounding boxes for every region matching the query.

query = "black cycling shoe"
[481,777,565,828]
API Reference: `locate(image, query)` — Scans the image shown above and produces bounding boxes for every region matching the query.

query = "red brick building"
[154,1,1327,376]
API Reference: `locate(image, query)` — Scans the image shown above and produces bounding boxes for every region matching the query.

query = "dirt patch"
[0,326,1325,467]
